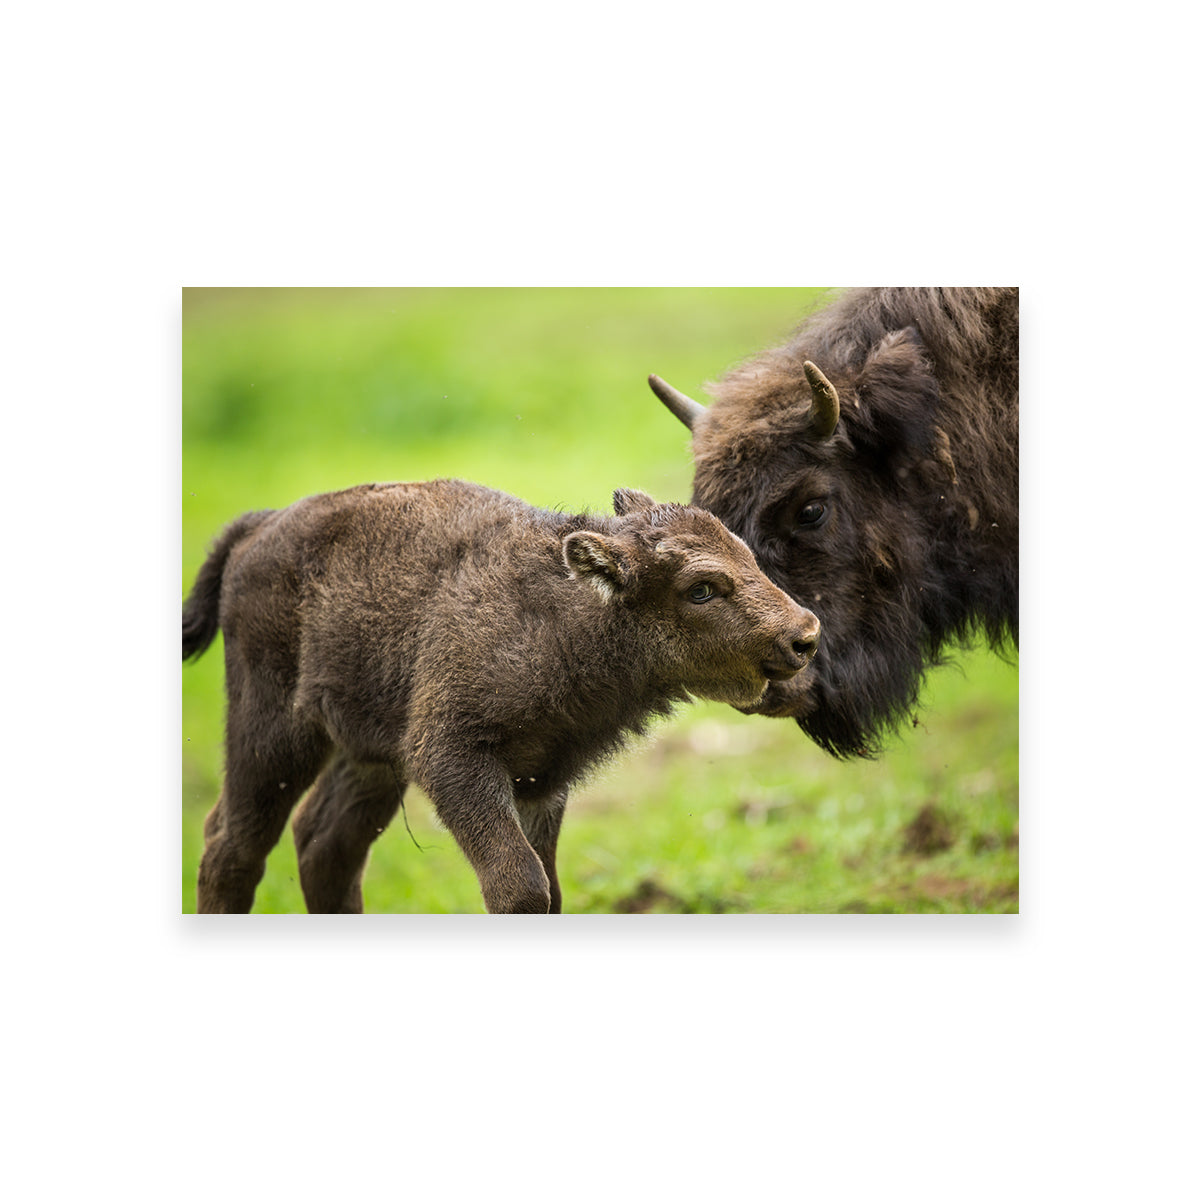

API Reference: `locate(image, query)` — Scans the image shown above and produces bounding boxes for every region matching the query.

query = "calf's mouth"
[736,669,819,719]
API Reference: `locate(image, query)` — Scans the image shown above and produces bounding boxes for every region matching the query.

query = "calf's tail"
[183,511,274,662]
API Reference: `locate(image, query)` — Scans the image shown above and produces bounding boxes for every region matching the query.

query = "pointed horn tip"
[646,372,706,431]
[802,359,840,439]
[802,360,833,388]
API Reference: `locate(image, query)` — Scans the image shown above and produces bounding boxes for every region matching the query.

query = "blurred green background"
[182,287,1018,914]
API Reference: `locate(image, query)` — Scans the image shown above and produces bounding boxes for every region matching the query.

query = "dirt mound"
[902,803,956,856]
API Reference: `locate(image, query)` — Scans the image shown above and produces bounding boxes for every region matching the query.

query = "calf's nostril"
[792,633,819,660]
[762,623,820,681]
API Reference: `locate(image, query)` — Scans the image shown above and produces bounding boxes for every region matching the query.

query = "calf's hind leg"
[292,756,405,913]
[197,706,329,914]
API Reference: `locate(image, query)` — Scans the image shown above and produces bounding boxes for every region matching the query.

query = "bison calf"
[183,479,820,914]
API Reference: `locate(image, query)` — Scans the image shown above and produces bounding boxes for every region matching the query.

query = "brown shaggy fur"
[183,480,820,913]
[661,287,1017,758]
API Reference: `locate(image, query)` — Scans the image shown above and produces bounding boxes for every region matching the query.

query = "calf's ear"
[612,488,656,516]
[564,531,632,601]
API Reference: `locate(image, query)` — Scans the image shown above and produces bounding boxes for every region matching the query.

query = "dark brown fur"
[665,287,1017,758]
[183,479,819,913]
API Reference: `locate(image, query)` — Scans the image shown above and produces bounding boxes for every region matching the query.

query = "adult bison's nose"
[762,611,821,680]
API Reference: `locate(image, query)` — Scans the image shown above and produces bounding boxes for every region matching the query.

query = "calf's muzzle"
[761,611,821,681]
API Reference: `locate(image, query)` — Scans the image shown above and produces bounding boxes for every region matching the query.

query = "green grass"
[182,287,1018,914]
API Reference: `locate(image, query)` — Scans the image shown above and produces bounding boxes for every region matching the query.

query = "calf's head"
[564,489,820,708]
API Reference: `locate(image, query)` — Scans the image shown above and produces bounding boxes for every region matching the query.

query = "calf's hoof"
[480,856,553,914]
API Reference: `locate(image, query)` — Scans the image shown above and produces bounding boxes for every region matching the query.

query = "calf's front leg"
[418,752,552,914]
[516,788,567,914]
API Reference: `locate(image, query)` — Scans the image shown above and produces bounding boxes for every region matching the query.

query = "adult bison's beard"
[738,618,930,761]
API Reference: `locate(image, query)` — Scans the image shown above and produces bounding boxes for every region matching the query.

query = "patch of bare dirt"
[902,803,957,856]
[840,874,1019,912]
[611,878,730,913]
[889,874,1019,910]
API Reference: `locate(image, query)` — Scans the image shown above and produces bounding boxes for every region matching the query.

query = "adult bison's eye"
[686,582,717,604]
[793,499,830,530]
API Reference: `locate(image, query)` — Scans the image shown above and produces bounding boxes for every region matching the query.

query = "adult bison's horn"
[803,361,840,439]
[648,374,706,431]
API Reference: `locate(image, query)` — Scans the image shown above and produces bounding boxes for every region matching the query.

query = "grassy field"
[182,287,1018,914]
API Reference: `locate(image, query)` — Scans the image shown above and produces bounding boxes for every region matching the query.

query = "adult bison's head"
[651,327,964,759]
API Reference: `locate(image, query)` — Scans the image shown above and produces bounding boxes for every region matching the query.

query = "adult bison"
[649,287,1017,759]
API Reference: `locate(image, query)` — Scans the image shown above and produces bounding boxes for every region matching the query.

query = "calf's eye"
[687,582,716,604]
